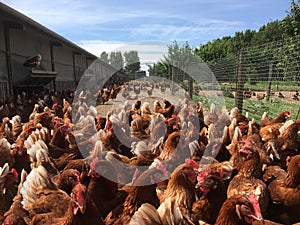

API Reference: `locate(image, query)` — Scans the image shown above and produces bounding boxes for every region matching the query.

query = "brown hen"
[267,154,300,224]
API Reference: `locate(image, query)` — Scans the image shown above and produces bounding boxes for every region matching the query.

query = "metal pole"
[266,62,272,101]
[171,63,175,95]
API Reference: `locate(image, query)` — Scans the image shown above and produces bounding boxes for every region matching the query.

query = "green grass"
[193,95,300,122]
[242,98,299,121]
[220,81,299,91]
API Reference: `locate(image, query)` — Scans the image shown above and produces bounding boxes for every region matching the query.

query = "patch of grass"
[220,81,299,92]
[243,98,299,121]
[193,94,299,122]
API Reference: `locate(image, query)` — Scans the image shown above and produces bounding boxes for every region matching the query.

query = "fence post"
[188,76,193,100]
[266,62,273,101]
[235,48,246,112]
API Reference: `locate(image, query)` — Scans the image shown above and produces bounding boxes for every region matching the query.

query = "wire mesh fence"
[196,35,300,115]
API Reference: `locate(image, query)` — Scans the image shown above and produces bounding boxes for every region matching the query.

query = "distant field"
[220,81,299,91]
[193,94,300,122]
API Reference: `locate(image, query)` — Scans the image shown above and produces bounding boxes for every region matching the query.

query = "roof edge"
[0,2,97,59]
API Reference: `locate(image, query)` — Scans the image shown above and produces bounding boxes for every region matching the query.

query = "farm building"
[0,3,126,100]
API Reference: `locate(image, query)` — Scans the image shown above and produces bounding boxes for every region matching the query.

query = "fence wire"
[197,35,300,113]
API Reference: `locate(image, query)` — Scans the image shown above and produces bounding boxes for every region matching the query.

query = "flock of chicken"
[0,82,299,225]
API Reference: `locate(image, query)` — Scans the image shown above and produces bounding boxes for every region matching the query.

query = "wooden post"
[296,106,300,120]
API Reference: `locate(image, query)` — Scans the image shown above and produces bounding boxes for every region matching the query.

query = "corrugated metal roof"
[0,2,97,59]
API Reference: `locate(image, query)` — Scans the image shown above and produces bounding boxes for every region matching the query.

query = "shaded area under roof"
[0,2,97,60]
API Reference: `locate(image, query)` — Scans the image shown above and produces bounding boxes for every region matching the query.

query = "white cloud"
[130,20,243,43]
[78,40,126,55]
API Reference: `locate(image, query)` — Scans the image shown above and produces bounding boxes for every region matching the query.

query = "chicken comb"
[284,111,291,117]
[76,184,85,207]
[90,157,99,171]
[196,167,211,187]
[247,193,262,219]
[74,170,80,184]
[107,120,112,127]
[54,120,61,128]
[24,126,34,135]
[15,144,21,150]
[172,114,178,120]
[238,125,245,130]
[242,140,251,148]
[63,122,71,128]
[11,168,18,179]
[216,167,224,178]
[296,119,300,124]
[185,158,199,171]
[52,103,58,110]
[5,215,12,225]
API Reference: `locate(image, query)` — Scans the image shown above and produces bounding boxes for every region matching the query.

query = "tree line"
[195,0,300,62]
[99,50,141,75]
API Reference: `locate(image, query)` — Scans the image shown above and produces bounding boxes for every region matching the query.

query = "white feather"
[0,163,9,177]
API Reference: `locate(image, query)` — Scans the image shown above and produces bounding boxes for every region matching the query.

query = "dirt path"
[96,85,187,116]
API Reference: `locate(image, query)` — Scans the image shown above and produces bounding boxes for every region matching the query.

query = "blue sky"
[1,0,291,65]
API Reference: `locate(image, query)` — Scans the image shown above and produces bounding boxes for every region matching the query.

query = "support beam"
[4,22,24,98]
[4,24,13,97]
[73,51,81,86]
[50,43,56,91]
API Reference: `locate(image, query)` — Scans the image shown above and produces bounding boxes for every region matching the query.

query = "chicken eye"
[242,205,251,212]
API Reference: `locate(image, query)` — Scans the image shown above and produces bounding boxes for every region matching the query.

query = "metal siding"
[55,80,76,91]
[0,19,5,51]
[74,54,87,82]
[9,28,53,84]
[0,20,8,82]
[53,45,74,81]
[39,35,52,71]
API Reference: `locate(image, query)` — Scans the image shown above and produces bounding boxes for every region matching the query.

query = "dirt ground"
[96,85,187,116]
[243,90,299,104]
[95,87,299,117]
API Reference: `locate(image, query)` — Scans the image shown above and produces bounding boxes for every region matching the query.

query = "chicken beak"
[88,170,92,177]
[74,202,86,215]
[79,204,86,214]
[272,149,280,160]
[248,213,263,221]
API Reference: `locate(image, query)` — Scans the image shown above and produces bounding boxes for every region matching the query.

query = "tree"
[100,51,109,63]
[281,0,300,37]
[109,51,124,70]
[123,50,140,74]
[148,61,169,77]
